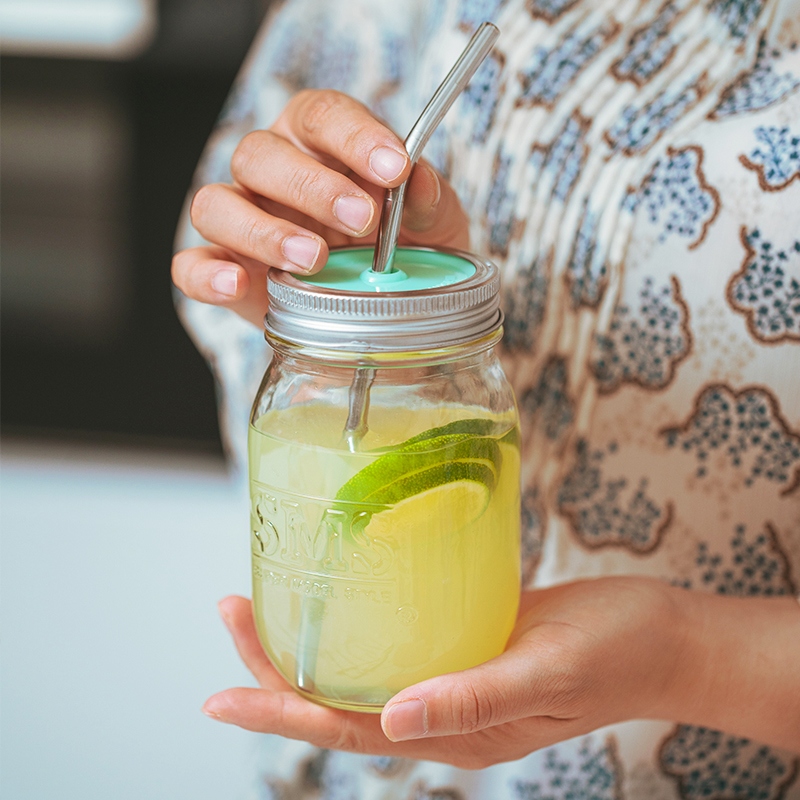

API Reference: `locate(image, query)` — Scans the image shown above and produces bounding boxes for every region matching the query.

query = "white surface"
[0,0,156,58]
[1,441,263,800]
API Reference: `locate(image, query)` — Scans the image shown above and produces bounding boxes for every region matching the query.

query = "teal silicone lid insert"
[266,245,501,350]
[299,247,476,293]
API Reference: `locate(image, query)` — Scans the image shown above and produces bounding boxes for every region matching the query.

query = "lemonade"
[248,403,521,712]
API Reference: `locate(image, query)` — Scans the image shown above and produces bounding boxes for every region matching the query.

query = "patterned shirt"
[174,0,800,797]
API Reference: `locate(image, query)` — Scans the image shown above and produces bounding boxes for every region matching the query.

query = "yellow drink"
[248,404,521,712]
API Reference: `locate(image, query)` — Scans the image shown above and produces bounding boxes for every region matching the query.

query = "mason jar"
[248,246,520,713]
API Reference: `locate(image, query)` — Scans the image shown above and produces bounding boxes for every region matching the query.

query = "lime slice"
[398,418,509,446]
[364,417,519,453]
[396,417,520,450]
[336,434,501,505]
[332,419,511,541]
[361,479,492,542]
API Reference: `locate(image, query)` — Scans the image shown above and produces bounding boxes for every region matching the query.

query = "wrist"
[652,586,800,751]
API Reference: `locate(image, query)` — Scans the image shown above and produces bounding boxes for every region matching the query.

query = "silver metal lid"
[265,246,502,352]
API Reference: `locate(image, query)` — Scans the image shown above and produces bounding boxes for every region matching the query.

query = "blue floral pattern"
[677,523,796,596]
[457,0,508,30]
[565,199,607,307]
[486,152,517,255]
[513,736,622,799]
[517,19,619,108]
[531,112,590,203]
[503,254,550,351]
[612,2,680,85]
[662,384,800,492]
[366,756,407,779]
[638,146,720,248]
[460,51,505,144]
[712,37,800,118]
[592,276,691,392]
[319,754,360,800]
[557,440,673,552]
[265,16,360,94]
[605,78,707,155]
[520,356,574,441]
[727,227,800,343]
[740,125,800,191]
[709,0,768,39]
[660,727,799,800]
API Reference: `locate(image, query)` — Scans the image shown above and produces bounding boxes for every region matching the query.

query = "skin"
[172,89,470,327]
[204,581,800,763]
[172,90,800,762]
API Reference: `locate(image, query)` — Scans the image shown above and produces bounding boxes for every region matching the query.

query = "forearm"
[659,587,800,752]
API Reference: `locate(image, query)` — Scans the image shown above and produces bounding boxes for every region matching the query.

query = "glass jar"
[248,246,520,713]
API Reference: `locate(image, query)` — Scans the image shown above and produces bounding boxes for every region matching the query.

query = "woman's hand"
[171,90,470,327]
[203,578,800,764]
[203,579,684,768]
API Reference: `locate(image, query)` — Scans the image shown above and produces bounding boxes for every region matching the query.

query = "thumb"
[380,643,558,742]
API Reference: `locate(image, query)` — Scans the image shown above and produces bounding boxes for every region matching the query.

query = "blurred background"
[1,1,276,796]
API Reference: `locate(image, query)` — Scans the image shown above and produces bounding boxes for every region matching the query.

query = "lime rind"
[362,418,519,454]
[396,417,512,448]
[333,418,519,536]
[362,461,497,506]
[335,434,501,504]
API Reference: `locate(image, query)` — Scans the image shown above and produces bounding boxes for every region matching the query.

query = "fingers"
[200,685,587,769]
[232,130,384,238]
[400,161,470,251]
[200,685,489,765]
[171,246,269,328]
[226,90,412,243]
[190,184,329,272]
[217,595,290,693]
[202,687,385,750]
[180,88,471,330]
[274,90,411,187]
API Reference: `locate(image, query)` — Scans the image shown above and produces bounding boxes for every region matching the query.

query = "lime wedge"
[395,417,520,449]
[398,418,508,445]
[360,479,492,542]
[333,418,514,540]
[336,434,501,505]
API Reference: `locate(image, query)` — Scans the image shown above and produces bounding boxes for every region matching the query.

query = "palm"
[204,584,651,768]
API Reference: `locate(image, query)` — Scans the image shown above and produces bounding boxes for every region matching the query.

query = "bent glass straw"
[298,24,501,698]
[341,22,500,453]
[371,21,499,275]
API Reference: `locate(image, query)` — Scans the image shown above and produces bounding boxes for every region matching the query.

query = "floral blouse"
[174,0,800,797]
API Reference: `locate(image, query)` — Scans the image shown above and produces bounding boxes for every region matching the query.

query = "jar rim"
[265,245,502,352]
[265,327,504,367]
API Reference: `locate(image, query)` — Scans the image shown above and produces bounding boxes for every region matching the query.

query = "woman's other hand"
[171,90,470,327]
[202,578,800,764]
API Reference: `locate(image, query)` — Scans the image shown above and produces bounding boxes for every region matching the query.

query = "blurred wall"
[1,5,278,798]
[1,0,273,451]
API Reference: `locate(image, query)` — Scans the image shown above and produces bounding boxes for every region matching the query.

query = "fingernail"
[202,702,225,722]
[428,166,441,210]
[282,235,320,271]
[370,146,407,182]
[383,699,427,742]
[335,195,373,234]
[211,268,238,298]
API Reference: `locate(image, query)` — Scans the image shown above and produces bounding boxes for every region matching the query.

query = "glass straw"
[341,21,500,454]
[298,22,501,698]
